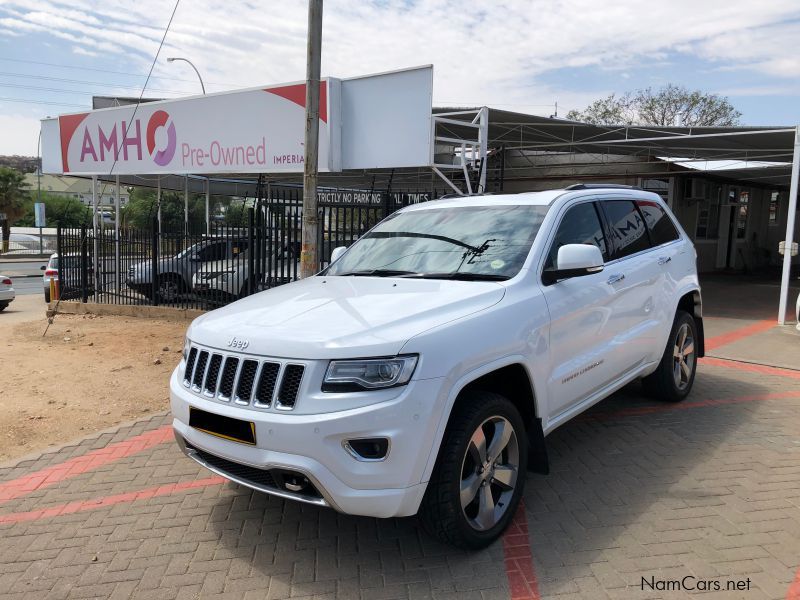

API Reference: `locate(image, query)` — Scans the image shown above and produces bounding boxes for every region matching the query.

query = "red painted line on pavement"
[503,501,540,600]
[582,390,800,421]
[701,357,800,381]
[704,319,775,351]
[788,568,800,600]
[0,476,225,524]
[0,425,174,503]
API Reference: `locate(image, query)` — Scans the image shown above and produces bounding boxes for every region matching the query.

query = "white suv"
[170,185,703,548]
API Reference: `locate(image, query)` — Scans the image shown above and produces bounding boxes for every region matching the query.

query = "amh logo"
[146,110,177,166]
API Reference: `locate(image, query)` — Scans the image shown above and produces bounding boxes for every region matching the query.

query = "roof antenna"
[549,101,558,119]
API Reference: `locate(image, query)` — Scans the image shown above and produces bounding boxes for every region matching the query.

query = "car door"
[540,200,629,422]
[597,199,662,368]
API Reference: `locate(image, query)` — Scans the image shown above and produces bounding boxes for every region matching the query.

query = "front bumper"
[170,367,445,518]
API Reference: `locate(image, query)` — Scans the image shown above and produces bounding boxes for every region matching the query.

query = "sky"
[0,0,799,156]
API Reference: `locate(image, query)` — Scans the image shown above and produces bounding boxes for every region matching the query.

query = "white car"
[0,275,15,311]
[170,185,704,548]
[192,247,297,302]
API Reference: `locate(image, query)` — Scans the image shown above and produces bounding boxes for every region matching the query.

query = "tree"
[566,85,742,127]
[121,187,217,232]
[0,167,29,253]
[15,192,91,229]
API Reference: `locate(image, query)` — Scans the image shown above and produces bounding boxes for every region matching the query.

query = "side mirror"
[542,244,604,285]
[40,265,46,271]
[330,246,347,264]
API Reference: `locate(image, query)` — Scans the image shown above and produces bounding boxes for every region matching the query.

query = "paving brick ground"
[1,277,799,600]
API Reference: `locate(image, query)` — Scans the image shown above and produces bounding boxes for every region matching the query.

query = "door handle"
[657,256,672,265]
[607,273,625,285]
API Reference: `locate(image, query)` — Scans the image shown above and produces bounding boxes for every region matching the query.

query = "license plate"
[189,407,256,445]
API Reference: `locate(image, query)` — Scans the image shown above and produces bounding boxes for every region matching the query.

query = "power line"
[0,56,245,87]
[0,70,195,95]
[0,96,85,108]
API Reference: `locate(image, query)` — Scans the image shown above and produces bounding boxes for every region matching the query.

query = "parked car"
[0,275,15,311]
[127,238,248,302]
[192,245,297,302]
[41,253,95,302]
[170,185,704,548]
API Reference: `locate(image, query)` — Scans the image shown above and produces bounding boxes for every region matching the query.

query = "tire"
[44,288,50,303]
[156,276,183,303]
[419,391,528,549]
[0,302,7,312]
[643,310,698,402]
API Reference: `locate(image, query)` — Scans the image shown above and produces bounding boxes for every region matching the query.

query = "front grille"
[254,362,280,406]
[184,347,198,384]
[128,266,134,279]
[192,351,209,389]
[219,357,239,399]
[203,354,223,395]
[183,345,305,410]
[277,364,304,408]
[235,360,258,404]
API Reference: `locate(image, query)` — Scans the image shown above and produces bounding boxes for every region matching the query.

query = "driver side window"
[544,202,608,270]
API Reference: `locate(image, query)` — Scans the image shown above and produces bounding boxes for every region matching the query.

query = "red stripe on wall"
[57,112,89,173]
[503,501,540,600]
[0,425,173,503]
[0,476,225,525]
[704,320,775,351]
[787,568,800,600]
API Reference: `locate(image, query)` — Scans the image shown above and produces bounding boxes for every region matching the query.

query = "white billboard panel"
[340,66,433,169]
[41,66,434,176]
[43,81,334,176]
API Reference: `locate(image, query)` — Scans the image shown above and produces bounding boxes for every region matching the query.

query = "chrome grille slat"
[184,345,302,411]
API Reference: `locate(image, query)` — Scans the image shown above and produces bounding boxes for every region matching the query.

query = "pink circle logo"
[146,110,176,166]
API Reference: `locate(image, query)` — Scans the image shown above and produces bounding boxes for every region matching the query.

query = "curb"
[51,300,204,321]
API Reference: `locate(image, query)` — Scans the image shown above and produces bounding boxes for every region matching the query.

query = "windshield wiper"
[399,272,509,281]
[334,269,420,277]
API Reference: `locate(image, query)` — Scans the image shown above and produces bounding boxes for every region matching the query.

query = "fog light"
[344,438,390,461]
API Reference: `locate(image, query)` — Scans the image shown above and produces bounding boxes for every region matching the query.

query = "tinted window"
[601,200,651,259]
[327,205,549,280]
[637,200,679,246]
[544,202,607,270]
[196,242,227,262]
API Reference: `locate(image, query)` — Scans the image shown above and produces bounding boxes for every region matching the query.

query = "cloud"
[0,111,41,155]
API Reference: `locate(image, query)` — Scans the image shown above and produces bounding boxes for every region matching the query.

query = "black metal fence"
[56,185,445,311]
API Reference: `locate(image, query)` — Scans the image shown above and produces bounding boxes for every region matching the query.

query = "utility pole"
[299,0,323,279]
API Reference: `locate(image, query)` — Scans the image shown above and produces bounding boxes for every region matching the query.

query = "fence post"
[80,224,88,303]
[247,207,255,295]
[56,226,62,303]
[151,216,159,306]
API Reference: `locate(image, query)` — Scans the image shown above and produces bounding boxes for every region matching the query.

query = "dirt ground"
[0,304,187,462]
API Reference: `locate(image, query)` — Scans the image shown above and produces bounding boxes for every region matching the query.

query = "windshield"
[326,204,549,280]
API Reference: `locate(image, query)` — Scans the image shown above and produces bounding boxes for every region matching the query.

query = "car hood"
[189,275,506,359]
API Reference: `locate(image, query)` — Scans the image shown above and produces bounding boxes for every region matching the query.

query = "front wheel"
[156,277,183,303]
[643,310,698,402]
[419,391,527,549]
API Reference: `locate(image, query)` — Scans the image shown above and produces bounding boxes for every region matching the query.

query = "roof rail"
[566,183,643,191]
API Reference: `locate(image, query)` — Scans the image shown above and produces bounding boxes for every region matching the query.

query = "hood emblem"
[227,337,250,350]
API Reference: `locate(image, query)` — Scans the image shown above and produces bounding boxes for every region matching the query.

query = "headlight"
[182,336,191,360]
[322,355,418,392]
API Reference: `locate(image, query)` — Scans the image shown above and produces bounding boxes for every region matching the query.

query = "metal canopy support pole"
[157,179,162,254]
[300,0,323,279]
[205,178,211,235]
[778,124,800,325]
[184,175,189,235]
[91,176,99,302]
[114,175,120,294]
[477,107,489,193]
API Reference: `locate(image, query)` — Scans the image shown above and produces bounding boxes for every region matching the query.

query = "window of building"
[600,200,651,259]
[737,191,749,239]
[769,191,780,225]
[544,202,608,270]
[695,186,721,240]
[637,200,679,246]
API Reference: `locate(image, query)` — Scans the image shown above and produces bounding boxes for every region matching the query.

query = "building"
[25,170,129,208]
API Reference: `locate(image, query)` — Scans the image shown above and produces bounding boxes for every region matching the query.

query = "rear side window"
[544,202,608,270]
[636,200,680,246]
[601,200,651,259]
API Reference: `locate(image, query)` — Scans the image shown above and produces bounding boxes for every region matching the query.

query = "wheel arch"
[422,358,549,482]
[676,288,704,357]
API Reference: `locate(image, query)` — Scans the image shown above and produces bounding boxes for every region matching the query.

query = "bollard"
[50,277,60,302]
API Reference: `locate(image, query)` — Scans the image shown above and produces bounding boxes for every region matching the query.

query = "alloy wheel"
[459,416,519,531]
[672,322,695,390]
